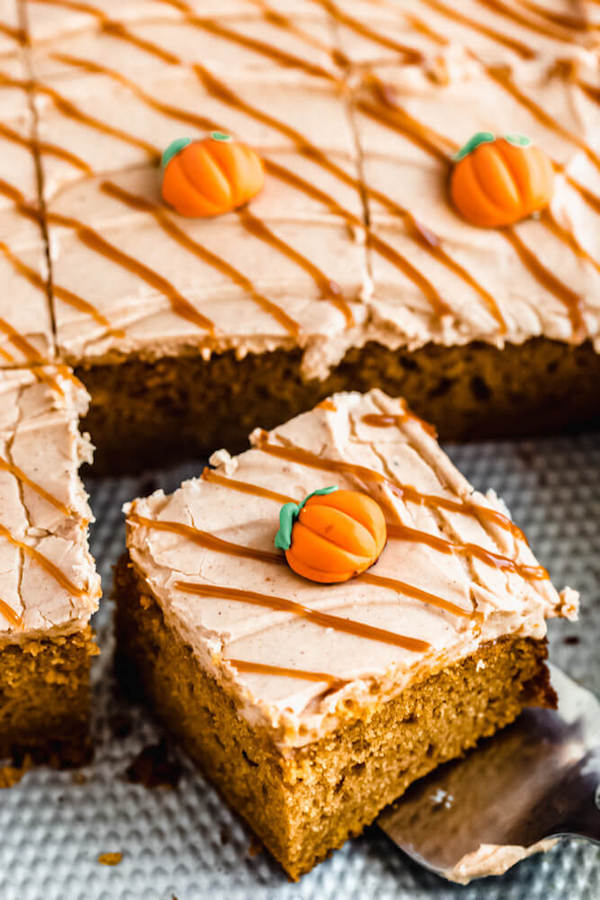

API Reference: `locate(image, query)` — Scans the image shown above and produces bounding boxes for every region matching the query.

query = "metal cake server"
[377,665,600,884]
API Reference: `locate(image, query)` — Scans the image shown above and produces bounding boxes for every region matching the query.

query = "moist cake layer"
[80,336,600,473]
[115,558,555,880]
[124,390,576,750]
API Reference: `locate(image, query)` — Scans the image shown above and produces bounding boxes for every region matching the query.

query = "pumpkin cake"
[116,389,578,879]
[0,366,101,764]
[6,0,596,471]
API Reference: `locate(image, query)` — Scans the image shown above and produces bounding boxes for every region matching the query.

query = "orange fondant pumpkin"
[450,132,554,228]
[161,132,264,217]
[275,486,387,584]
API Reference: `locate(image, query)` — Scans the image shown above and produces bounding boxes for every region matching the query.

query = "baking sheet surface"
[1,433,599,900]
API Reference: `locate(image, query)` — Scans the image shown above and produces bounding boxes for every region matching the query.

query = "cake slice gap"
[116,388,577,879]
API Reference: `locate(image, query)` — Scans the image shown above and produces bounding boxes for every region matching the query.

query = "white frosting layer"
[20,2,599,374]
[126,390,576,750]
[0,52,55,366]
[0,366,101,646]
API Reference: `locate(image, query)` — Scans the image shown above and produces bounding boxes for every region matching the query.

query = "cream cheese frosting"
[0,366,101,647]
[10,0,597,377]
[0,49,55,366]
[125,389,577,750]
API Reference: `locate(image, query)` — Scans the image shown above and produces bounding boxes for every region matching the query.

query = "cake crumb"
[124,740,183,789]
[248,835,264,857]
[98,852,122,866]
[0,755,32,789]
[209,448,238,474]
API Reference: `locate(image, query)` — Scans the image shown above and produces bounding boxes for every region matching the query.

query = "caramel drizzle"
[358,572,470,617]
[254,433,527,542]
[47,50,453,324]
[237,208,355,327]
[519,0,596,31]
[418,0,535,58]
[201,468,294,505]
[225,657,344,685]
[486,65,600,173]
[386,522,548,581]
[1,236,124,344]
[311,0,424,63]
[190,60,461,320]
[502,229,586,338]
[185,14,339,81]
[0,522,89,597]
[0,456,73,516]
[129,512,282,564]
[0,114,94,176]
[0,22,25,46]
[200,462,537,591]
[27,1,598,343]
[540,209,600,274]
[46,209,215,335]
[362,411,437,438]
[578,79,600,106]
[129,511,466,618]
[474,0,590,43]
[100,182,302,336]
[175,581,430,653]
[48,31,501,329]
[245,0,352,68]
[33,79,159,160]
[316,398,338,412]
[0,597,22,628]
[264,157,487,323]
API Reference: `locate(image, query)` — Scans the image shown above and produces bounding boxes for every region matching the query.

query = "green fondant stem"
[451,131,494,162]
[274,486,338,551]
[161,137,192,168]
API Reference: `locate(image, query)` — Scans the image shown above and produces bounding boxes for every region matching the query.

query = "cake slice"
[117,389,576,879]
[0,366,101,765]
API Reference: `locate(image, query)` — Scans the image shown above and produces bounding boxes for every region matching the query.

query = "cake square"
[0,366,101,764]
[25,20,374,466]
[353,58,600,351]
[118,389,576,879]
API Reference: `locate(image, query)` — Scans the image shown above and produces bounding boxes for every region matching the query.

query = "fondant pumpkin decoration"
[450,132,554,228]
[161,132,264,217]
[274,486,387,584]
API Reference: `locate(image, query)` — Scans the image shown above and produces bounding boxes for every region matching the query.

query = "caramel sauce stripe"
[100,181,302,336]
[0,522,89,598]
[175,580,430,653]
[0,455,74,516]
[225,657,345,685]
[0,596,22,629]
[129,511,465,619]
